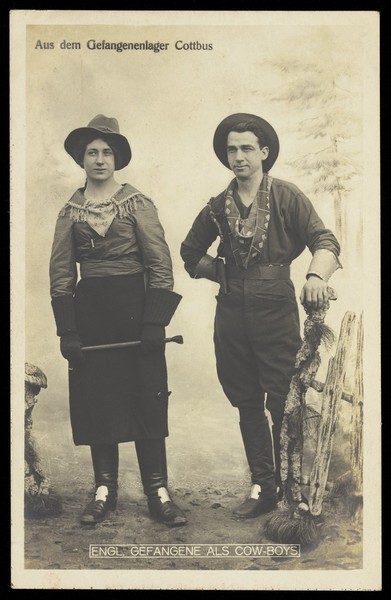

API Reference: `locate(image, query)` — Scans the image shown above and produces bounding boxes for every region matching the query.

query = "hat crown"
[213,112,279,172]
[87,114,120,135]
[64,114,131,170]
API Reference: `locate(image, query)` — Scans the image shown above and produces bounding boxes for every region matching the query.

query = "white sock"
[95,485,109,502]
[249,484,262,499]
[157,487,171,503]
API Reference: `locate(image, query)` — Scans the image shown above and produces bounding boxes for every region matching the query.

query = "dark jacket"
[181,177,341,277]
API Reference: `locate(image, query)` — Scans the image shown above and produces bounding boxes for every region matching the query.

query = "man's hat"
[64,114,132,170]
[213,113,279,172]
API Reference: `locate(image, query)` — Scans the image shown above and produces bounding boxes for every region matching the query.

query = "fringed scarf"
[224,174,272,269]
[58,184,149,237]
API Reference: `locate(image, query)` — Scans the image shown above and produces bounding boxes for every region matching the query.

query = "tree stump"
[25,363,62,517]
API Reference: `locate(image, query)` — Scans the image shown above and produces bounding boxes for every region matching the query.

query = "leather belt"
[226,263,291,280]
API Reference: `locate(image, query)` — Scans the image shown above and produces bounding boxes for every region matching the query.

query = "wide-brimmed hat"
[64,114,131,170]
[213,113,279,172]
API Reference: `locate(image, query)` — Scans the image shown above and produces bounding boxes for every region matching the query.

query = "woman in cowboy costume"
[181,113,341,518]
[50,114,186,527]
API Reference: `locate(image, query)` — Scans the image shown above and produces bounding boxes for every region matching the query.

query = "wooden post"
[309,311,356,516]
[350,311,364,519]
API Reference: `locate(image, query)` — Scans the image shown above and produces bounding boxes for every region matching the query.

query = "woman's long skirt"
[68,273,169,445]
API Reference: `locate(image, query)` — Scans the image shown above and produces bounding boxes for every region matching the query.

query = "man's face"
[226,131,269,180]
[83,138,116,182]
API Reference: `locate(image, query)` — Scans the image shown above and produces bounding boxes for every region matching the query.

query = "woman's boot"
[135,438,187,527]
[80,444,119,525]
[233,408,277,518]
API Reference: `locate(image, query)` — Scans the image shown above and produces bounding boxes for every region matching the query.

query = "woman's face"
[83,138,116,182]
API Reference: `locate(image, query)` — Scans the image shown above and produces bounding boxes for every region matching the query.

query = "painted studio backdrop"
[16,13,380,585]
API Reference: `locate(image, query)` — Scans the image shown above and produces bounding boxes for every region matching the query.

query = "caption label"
[89,543,300,558]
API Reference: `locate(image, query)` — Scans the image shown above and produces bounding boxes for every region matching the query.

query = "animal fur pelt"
[264,502,319,546]
[280,297,336,504]
[264,292,336,546]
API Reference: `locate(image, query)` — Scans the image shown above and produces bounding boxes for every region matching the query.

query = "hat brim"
[213,113,279,172]
[64,127,132,170]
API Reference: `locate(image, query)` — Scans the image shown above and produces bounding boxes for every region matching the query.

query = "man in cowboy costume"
[180,113,341,518]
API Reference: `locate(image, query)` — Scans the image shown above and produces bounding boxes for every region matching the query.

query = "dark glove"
[143,288,182,327]
[141,324,165,354]
[60,332,85,367]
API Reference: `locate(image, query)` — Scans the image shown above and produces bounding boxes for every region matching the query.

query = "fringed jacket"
[50,183,174,298]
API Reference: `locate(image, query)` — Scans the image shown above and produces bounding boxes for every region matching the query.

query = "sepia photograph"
[10,10,381,590]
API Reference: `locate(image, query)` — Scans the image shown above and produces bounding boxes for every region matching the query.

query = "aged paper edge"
[10,9,381,591]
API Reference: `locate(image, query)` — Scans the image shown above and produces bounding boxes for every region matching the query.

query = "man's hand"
[300,275,331,309]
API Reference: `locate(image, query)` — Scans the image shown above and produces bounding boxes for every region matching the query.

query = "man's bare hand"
[300,276,331,309]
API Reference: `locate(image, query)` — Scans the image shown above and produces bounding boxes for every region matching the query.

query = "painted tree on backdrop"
[268,59,361,249]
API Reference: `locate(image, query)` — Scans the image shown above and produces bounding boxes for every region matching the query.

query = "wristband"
[306,272,325,281]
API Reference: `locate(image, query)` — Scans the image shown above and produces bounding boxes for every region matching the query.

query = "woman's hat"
[64,114,132,170]
[213,112,279,172]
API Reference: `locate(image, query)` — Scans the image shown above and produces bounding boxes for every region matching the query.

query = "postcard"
[10,10,381,590]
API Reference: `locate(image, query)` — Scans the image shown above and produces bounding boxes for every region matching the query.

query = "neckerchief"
[224,174,272,269]
[82,197,118,237]
[59,184,149,237]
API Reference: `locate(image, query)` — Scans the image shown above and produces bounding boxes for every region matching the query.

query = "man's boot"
[135,438,187,527]
[266,394,286,501]
[271,415,284,501]
[233,410,277,518]
[80,444,118,525]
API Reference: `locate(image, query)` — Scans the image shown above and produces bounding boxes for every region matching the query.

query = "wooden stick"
[301,473,348,491]
[310,380,353,404]
[309,311,356,516]
[351,312,364,496]
[81,335,184,352]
